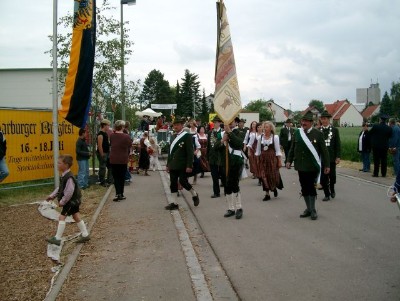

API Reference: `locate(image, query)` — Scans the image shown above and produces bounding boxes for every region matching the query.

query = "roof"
[361,105,380,119]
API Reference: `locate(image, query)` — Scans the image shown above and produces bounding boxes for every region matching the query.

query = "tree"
[308,99,325,113]
[243,99,272,121]
[200,89,210,124]
[176,69,201,118]
[380,91,392,117]
[140,69,173,109]
[390,80,400,119]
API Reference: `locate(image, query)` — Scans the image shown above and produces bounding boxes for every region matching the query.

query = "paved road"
[175,163,400,301]
[56,160,400,301]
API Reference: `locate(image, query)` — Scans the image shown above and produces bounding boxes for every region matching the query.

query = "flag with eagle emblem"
[59,0,96,128]
[214,0,241,124]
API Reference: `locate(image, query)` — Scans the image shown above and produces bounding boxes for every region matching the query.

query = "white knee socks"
[55,221,66,240]
[77,220,89,237]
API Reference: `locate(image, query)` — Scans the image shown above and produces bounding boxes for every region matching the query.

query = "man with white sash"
[286,111,330,220]
[165,116,200,210]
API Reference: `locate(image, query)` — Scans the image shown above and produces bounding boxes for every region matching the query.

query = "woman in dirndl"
[246,122,263,184]
[197,125,210,177]
[259,121,283,201]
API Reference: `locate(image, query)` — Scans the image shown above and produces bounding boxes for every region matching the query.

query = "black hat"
[320,110,332,118]
[301,111,314,121]
[172,116,185,124]
[213,115,222,122]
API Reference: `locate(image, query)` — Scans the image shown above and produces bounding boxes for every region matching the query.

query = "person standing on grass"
[76,128,91,189]
[165,116,200,210]
[357,122,371,172]
[319,110,341,201]
[0,130,9,183]
[46,154,90,246]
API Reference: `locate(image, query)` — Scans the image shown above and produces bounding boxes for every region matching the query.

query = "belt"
[229,146,242,157]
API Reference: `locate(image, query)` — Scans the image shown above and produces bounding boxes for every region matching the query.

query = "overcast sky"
[0,0,399,111]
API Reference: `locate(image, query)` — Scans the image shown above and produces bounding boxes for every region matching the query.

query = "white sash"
[299,128,321,183]
[169,131,188,154]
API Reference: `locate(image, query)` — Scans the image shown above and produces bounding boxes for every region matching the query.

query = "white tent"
[135,108,162,117]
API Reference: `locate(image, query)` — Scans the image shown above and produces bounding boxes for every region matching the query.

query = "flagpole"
[52,0,60,187]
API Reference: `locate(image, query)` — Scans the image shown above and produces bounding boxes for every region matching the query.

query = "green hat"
[320,110,332,118]
[213,115,222,122]
[172,116,185,124]
[301,111,314,121]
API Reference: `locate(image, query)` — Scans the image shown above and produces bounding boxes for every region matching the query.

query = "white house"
[266,100,288,123]
[325,100,363,126]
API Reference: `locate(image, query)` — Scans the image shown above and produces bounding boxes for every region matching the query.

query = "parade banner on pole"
[59,0,96,128]
[214,0,242,124]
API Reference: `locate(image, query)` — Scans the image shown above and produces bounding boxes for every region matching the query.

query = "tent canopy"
[135,108,162,117]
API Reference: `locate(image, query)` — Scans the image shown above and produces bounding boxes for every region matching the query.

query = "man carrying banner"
[222,119,245,219]
[165,117,200,210]
[286,111,330,220]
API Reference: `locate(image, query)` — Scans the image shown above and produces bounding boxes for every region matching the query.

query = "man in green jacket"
[286,111,330,220]
[319,110,341,201]
[222,119,245,219]
[165,117,200,210]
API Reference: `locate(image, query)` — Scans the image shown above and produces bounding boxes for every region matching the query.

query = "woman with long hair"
[197,125,210,177]
[259,121,283,201]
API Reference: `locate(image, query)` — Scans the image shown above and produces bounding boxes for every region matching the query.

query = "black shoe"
[322,196,330,201]
[119,195,126,200]
[113,195,121,202]
[224,209,235,217]
[311,210,318,220]
[211,194,220,198]
[100,182,108,187]
[330,192,335,199]
[165,203,179,210]
[300,209,311,218]
[192,195,200,206]
[273,189,278,197]
[235,208,243,219]
[245,163,249,169]
[263,194,271,201]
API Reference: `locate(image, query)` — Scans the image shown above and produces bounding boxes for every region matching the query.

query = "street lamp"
[121,0,136,121]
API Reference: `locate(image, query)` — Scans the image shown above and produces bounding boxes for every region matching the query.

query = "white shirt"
[261,134,282,157]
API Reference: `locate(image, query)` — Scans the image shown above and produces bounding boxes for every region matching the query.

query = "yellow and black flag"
[59,0,96,128]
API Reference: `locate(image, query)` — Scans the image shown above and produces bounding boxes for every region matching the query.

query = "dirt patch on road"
[0,187,107,301]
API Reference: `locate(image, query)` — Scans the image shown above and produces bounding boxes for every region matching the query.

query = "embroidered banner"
[59,0,96,128]
[214,0,241,124]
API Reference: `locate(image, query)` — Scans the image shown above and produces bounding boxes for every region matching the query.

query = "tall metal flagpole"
[52,0,60,187]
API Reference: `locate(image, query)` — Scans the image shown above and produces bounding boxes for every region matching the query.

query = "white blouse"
[247,133,263,156]
[261,134,282,157]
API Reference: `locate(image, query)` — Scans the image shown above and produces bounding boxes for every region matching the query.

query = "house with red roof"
[303,100,363,126]
[361,104,380,121]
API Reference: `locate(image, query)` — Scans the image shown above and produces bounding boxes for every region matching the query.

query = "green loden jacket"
[320,125,341,163]
[287,127,330,172]
[167,131,194,170]
[207,128,225,166]
[223,128,245,167]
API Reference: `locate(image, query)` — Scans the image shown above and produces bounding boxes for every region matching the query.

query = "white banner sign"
[151,104,177,109]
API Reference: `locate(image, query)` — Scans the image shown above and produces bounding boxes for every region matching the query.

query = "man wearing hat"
[96,119,112,187]
[207,115,226,198]
[286,111,330,220]
[279,118,295,165]
[319,110,341,201]
[369,113,393,177]
[165,116,200,210]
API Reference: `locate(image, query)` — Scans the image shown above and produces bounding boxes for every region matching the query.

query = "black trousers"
[298,171,318,197]
[170,169,192,193]
[210,164,225,196]
[320,161,336,194]
[372,147,388,177]
[111,164,127,196]
[224,164,242,195]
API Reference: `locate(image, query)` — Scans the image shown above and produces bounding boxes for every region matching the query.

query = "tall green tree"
[390,81,400,119]
[200,89,209,124]
[243,99,272,121]
[177,69,201,118]
[380,91,392,117]
[140,69,173,109]
[308,99,325,113]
